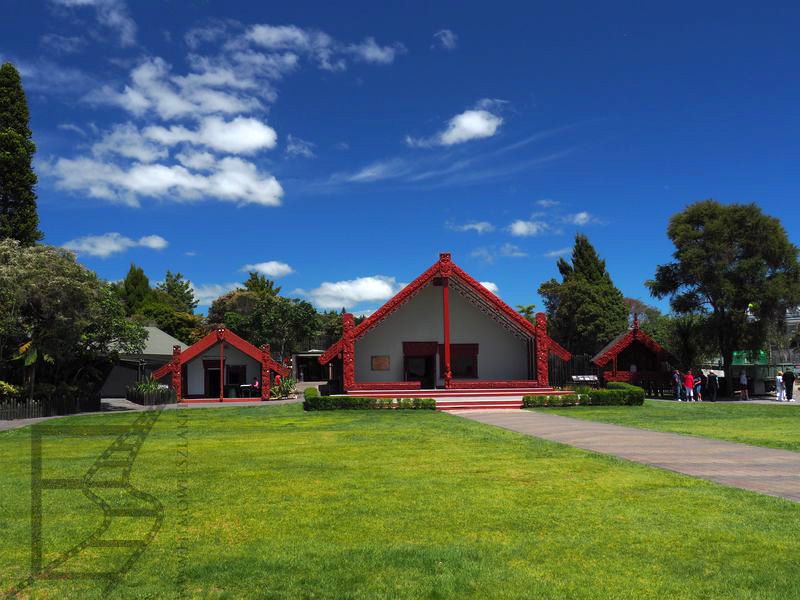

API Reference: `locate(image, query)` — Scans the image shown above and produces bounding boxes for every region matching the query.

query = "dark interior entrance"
[402,341,438,389]
[204,364,221,398]
[404,355,435,389]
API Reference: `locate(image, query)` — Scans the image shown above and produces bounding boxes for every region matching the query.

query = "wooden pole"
[442,278,452,388]
[219,336,224,401]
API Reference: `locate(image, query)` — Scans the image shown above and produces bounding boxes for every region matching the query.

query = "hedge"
[303,387,320,400]
[304,396,436,411]
[524,384,645,408]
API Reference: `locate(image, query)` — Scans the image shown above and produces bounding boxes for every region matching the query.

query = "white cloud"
[62,232,168,258]
[285,134,315,158]
[347,37,406,64]
[144,116,277,154]
[241,261,294,278]
[536,199,560,208]
[58,123,87,136]
[92,123,168,163]
[544,247,571,258]
[509,219,548,237]
[175,150,217,170]
[432,29,458,51]
[49,156,284,207]
[192,282,239,306]
[305,275,402,309]
[471,243,528,263]
[40,33,86,54]
[480,281,499,294]
[86,57,261,120]
[566,211,592,225]
[447,221,494,234]
[340,158,410,183]
[406,101,504,147]
[49,0,137,47]
[245,24,404,71]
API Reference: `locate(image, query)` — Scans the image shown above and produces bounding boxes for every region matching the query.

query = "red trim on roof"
[153,329,289,378]
[591,325,671,368]
[318,253,572,366]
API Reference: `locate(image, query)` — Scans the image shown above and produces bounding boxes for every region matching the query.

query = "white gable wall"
[186,342,261,396]
[354,282,529,384]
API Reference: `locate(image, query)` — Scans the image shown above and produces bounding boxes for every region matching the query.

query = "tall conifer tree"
[539,234,628,354]
[0,62,42,245]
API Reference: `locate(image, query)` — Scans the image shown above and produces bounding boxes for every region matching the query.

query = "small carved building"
[153,328,289,402]
[591,315,674,387]
[318,253,571,394]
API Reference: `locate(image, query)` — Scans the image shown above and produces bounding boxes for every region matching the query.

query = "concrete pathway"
[456,410,800,503]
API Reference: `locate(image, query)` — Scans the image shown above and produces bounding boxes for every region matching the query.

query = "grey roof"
[124,326,187,358]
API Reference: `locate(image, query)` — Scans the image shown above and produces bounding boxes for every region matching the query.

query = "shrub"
[524,384,645,408]
[303,387,320,400]
[0,381,21,402]
[523,394,583,408]
[303,396,436,411]
[126,385,176,406]
[272,377,298,399]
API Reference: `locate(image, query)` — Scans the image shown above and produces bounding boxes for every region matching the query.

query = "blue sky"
[2,1,799,315]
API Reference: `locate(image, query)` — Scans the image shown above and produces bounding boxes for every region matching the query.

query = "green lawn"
[537,400,800,452]
[1,404,798,599]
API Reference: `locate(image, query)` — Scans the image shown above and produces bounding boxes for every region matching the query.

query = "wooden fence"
[0,399,45,420]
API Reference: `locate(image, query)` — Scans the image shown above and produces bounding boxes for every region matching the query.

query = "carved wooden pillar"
[171,345,182,402]
[260,344,271,401]
[535,312,549,387]
[342,313,355,392]
[439,253,453,388]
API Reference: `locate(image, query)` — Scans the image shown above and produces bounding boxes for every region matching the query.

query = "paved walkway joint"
[455,410,800,503]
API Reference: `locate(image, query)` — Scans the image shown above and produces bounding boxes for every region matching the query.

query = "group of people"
[672,369,718,402]
[775,369,796,402]
[671,368,797,402]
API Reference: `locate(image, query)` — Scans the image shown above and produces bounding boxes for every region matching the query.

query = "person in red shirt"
[683,371,695,401]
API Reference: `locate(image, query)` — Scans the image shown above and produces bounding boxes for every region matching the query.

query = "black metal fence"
[0,396,101,420]
[548,354,600,389]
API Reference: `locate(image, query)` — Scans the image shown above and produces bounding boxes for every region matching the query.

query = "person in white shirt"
[739,370,749,401]
[776,371,786,402]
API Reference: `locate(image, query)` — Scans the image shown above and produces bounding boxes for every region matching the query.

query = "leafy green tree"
[0,62,42,245]
[156,270,198,313]
[0,240,145,397]
[516,304,537,324]
[538,234,628,355]
[648,200,800,393]
[243,272,281,297]
[134,291,204,344]
[121,264,151,315]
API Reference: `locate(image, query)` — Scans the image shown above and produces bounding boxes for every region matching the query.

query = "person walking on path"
[776,371,786,402]
[783,369,796,402]
[672,370,682,401]
[706,371,719,402]
[683,371,695,401]
[739,370,749,401]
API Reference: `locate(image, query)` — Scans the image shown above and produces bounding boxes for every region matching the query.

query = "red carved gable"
[318,253,572,366]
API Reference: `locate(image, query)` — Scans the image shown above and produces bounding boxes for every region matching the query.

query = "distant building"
[100,326,187,398]
[318,253,571,395]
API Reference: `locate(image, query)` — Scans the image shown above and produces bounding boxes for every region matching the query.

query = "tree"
[538,234,628,355]
[516,304,536,324]
[0,240,145,397]
[121,264,151,315]
[648,200,800,393]
[243,272,281,297]
[156,270,198,313]
[0,62,42,245]
[134,290,204,344]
